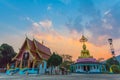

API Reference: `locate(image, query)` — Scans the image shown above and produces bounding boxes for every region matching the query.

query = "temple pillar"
[95,65,96,69]
[99,65,102,72]
[98,65,100,72]
[91,65,94,70]
[28,60,30,68]
[76,65,77,70]
[104,65,107,72]
[77,64,78,69]
[32,61,35,68]
[96,65,97,70]
[94,65,95,69]
[75,65,76,71]
[80,65,82,70]
[74,65,76,72]
[96,65,98,69]
[81,65,83,71]
[99,65,101,72]
[101,65,103,72]
[7,63,10,70]
[20,60,22,68]
[79,65,80,70]
[92,65,94,70]
[103,65,106,72]
[15,61,18,68]
[89,65,91,71]
[32,60,36,68]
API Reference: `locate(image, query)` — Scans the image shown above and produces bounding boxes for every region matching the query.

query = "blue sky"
[0,0,120,60]
[0,0,120,36]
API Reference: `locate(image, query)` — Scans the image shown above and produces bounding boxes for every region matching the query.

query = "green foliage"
[61,54,72,62]
[47,52,62,67]
[60,54,73,70]
[0,53,2,58]
[0,44,16,67]
[111,65,120,73]
[60,61,73,70]
[106,57,119,66]
[106,57,120,73]
[0,47,3,58]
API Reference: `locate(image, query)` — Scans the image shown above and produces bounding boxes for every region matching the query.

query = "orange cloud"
[34,33,112,61]
[30,21,113,61]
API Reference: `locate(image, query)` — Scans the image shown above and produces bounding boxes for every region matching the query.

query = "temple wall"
[71,64,107,73]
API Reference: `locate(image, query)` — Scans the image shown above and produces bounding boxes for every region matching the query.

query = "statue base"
[77,57,97,63]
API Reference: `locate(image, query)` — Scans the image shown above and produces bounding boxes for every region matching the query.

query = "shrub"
[111,65,120,74]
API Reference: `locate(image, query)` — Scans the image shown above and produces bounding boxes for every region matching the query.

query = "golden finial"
[80,35,88,43]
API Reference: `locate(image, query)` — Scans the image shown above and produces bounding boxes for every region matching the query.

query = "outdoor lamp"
[108,38,112,45]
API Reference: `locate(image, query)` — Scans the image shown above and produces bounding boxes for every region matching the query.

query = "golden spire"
[80,35,88,43]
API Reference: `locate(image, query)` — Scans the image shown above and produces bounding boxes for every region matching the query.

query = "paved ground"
[0,73,120,80]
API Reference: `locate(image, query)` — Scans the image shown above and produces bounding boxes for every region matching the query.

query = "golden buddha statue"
[79,35,93,58]
[81,44,90,57]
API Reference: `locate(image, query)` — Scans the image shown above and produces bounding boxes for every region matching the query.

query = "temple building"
[71,35,107,73]
[8,37,51,74]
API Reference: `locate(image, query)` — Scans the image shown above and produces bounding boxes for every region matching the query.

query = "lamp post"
[108,38,118,62]
[108,38,120,73]
[108,38,115,57]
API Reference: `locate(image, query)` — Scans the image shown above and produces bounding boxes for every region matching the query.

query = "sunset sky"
[0,0,120,61]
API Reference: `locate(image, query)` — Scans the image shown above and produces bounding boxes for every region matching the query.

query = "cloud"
[32,22,40,28]
[83,28,93,39]
[59,0,72,4]
[112,38,120,55]
[31,19,53,33]
[70,29,81,40]
[34,32,112,61]
[23,0,120,60]
[1,0,120,61]
[39,20,52,28]
[26,17,34,22]
[29,21,112,61]
[102,18,113,30]
[104,9,111,15]
[0,30,27,53]
[100,2,120,39]
[47,5,52,10]
[64,0,120,46]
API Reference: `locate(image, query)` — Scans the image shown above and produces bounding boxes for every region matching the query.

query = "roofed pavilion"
[12,37,51,69]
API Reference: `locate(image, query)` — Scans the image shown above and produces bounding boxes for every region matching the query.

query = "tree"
[61,54,72,62]
[47,52,62,74]
[106,57,120,73]
[0,44,16,67]
[0,47,3,61]
[47,52,62,67]
[60,54,73,70]
[106,57,119,66]
[111,65,120,73]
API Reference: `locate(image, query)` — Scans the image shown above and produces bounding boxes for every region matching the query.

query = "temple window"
[22,52,29,68]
